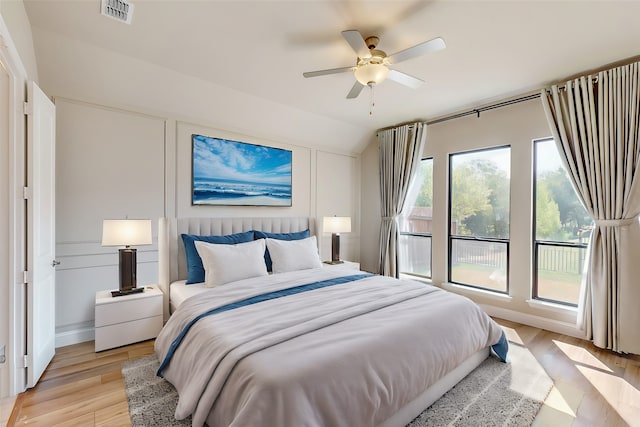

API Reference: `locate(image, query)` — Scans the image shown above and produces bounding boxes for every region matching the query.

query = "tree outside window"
[534,139,592,305]
[449,147,510,292]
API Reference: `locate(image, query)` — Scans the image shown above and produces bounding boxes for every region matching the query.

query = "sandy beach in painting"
[195,194,291,206]
[192,178,292,206]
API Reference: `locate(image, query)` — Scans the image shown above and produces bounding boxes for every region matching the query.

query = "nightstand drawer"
[95,315,162,352]
[95,288,162,327]
[94,286,164,351]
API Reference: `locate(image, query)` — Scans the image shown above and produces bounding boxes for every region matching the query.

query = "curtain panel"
[541,61,640,353]
[377,123,427,277]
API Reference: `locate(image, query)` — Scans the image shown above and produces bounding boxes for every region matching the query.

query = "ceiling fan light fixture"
[354,63,389,86]
[303,30,445,102]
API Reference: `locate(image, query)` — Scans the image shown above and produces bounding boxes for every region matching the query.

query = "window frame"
[447,146,511,294]
[399,157,433,279]
[532,137,587,307]
[398,232,433,279]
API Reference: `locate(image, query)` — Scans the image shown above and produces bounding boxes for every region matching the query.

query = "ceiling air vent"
[101,0,134,24]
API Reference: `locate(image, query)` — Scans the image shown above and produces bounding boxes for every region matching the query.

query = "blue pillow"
[253,229,310,272]
[182,231,255,284]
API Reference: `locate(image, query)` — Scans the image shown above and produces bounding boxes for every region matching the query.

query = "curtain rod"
[424,71,614,126]
[379,80,587,130]
[376,121,421,135]
[430,58,640,127]
[425,93,541,126]
[378,57,640,132]
[375,92,544,132]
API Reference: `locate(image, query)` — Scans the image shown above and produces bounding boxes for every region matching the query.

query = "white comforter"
[155,268,504,427]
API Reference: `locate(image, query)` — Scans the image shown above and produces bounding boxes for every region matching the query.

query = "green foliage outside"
[450,155,510,239]
[409,151,591,243]
[536,168,591,242]
[414,160,433,207]
[535,181,562,239]
[404,147,591,301]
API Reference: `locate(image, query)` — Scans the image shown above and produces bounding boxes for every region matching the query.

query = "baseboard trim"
[480,303,588,340]
[55,322,95,348]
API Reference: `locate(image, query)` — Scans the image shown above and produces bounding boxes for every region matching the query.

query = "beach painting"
[192,134,292,206]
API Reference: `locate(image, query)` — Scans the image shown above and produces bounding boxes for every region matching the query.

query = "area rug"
[122,343,552,427]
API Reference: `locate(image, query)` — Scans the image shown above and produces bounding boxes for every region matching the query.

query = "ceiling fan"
[303,30,446,99]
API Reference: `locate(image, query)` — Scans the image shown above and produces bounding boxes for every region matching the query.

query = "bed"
[155,217,507,427]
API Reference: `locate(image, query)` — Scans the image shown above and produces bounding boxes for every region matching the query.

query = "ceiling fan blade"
[341,30,371,58]
[387,69,424,89]
[388,37,446,64]
[346,81,365,99]
[303,66,354,78]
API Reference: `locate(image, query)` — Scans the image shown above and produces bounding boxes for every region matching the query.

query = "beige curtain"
[378,123,427,277]
[541,61,640,353]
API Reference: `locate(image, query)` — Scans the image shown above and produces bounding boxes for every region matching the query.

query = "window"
[448,147,510,293]
[533,139,591,306]
[399,158,433,278]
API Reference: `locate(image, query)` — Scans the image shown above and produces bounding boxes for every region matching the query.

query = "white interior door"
[26,81,56,388]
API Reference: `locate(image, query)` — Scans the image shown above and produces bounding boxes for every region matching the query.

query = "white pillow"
[194,239,268,287]
[265,236,322,273]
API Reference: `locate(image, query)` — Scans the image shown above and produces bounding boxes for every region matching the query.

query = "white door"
[26,81,56,388]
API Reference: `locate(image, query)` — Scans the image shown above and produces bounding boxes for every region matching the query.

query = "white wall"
[31,26,370,155]
[359,138,380,273]
[53,98,362,346]
[0,0,38,81]
[29,27,365,346]
[316,151,361,262]
[54,99,165,345]
[360,99,582,334]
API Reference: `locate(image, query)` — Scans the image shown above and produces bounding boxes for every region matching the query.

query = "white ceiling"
[23,0,640,131]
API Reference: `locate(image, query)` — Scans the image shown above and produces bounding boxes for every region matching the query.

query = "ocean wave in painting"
[191,134,292,206]
[193,179,292,205]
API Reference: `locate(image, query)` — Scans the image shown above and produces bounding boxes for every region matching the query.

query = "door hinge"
[23,186,30,200]
[23,101,32,116]
[23,270,29,284]
[18,354,29,368]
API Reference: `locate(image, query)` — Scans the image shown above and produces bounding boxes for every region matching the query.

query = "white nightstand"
[94,286,163,352]
[323,260,360,270]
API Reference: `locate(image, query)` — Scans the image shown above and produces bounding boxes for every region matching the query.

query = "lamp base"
[119,248,137,292]
[111,287,144,298]
[324,260,344,265]
[331,233,342,263]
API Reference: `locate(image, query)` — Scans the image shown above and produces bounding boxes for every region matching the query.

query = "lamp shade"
[323,216,351,234]
[101,219,152,247]
[354,63,389,86]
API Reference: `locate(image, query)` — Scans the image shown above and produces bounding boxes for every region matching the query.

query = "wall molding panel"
[54,99,361,347]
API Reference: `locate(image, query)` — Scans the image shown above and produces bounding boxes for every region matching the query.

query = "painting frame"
[191,134,293,207]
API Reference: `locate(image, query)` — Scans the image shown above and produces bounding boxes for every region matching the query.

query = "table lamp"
[102,219,152,297]
[323,216,351,264]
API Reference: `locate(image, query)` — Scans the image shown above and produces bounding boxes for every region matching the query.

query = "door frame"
[0,15,29,396]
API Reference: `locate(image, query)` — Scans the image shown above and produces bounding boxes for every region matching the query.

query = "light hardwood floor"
[7,340,154,426]
[6,319,640,427]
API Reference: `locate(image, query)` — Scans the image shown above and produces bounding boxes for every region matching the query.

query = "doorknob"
[51,260,61,267]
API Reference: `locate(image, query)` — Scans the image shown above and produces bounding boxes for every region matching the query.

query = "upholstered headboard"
[158,217,315,320]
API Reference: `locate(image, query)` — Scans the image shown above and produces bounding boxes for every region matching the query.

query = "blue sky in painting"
[193,135,292,185]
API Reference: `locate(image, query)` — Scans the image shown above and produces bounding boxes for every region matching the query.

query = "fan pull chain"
[369,83,376,115]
